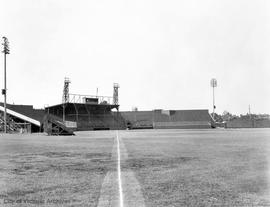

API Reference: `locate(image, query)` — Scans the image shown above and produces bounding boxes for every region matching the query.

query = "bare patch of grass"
[122,129,270,207]
[0,131,116,206]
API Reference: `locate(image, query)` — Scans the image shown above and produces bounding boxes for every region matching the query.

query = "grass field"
[0,129,269,206]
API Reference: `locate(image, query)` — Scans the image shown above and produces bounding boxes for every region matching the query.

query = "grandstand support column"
[73,103,79,124]
[84,104,91,123]
[62,103,65,123]
[116,107,119,130]
[2,37,10,133]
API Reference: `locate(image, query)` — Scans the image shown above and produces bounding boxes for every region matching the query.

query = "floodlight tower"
[113,83,120,107]
[62,77,71,103]
[210,78,217,121]
[62,77,71,122]
[113,83,120,129]
[2,37,10,133]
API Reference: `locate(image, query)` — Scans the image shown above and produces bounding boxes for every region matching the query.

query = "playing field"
[0,129,269,206]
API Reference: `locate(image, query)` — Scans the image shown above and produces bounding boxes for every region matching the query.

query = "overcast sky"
[0,0,269,115]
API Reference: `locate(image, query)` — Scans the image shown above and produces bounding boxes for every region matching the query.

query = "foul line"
[117,130,124,207]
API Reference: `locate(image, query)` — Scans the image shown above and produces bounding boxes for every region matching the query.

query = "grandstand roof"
[0,103,45,122]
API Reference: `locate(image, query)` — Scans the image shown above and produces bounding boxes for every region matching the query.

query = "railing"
[44,113,75,135]
[69,94,113,105]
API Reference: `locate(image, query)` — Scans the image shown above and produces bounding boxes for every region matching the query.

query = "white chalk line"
[117,130,124,207]
[97,131,144,207]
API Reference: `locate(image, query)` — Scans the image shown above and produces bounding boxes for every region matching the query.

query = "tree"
[222,111,236,121]
[211,112,223,122]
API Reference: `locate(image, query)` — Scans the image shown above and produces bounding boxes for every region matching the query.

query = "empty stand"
[121,109,212,129]
[45,103,126,131]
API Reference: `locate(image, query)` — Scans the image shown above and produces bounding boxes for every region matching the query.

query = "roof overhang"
[0,106,41,127]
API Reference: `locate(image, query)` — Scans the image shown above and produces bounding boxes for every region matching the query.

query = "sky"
[0,0,269,115]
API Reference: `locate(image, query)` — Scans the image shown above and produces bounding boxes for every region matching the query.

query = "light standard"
[2,37,10,133]
[62,77,70,122]
[210,78,217,121]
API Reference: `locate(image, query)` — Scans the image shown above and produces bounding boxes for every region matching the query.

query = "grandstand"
[121,109,212,129]
[0,77,214,133]
[41,79,213,132]
[45,106,213,131]
[0,103,44,132]
[45,102,126,131]
[0,101,214,132]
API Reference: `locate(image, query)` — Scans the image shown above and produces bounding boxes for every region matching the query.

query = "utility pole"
[210,78,217,121]
[2,37,10,133]
[249,105,251,119]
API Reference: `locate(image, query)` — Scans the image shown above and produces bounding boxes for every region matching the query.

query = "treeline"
[211,111,270,122]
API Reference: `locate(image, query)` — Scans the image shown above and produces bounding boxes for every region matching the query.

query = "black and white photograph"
[0,0,270,206]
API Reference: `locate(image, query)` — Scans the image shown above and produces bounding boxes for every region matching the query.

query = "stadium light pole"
[62,77,71,122]
[210,78,217,121]
[2,37,10,133]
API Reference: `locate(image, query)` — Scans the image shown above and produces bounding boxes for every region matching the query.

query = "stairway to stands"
[43,114,75,136]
